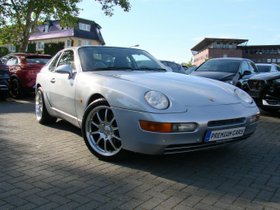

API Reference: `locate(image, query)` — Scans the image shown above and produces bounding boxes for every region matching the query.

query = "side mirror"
[242,70,251,77]
[55,64,73,78]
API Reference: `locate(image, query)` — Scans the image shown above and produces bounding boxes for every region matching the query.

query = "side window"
[56,50,75,70]
[276,65,280,71]
[6,57,18,66]
[239,61,250,75]
[49,52,62,72]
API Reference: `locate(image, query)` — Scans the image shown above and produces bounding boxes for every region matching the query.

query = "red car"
[4,53,52,98]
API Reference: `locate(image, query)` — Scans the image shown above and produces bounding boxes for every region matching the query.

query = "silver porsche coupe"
[35,46,260,161]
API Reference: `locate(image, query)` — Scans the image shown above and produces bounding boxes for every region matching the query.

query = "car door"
[49,50,77,118]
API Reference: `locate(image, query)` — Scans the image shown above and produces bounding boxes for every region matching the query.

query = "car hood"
[191,71,235,81]
[250,72,280,80]
[95,71,242,107]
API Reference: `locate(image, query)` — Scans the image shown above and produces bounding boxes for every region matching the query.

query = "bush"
[44,42,65,56]
[0,47,9,57]
[27,43,36,53]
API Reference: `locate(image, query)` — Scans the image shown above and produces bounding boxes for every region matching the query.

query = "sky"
[78,0,280,64]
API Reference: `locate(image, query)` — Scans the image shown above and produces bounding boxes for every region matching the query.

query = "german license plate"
[205,127,245,142]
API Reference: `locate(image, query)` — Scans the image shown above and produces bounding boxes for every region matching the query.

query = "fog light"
[172,123,197,132]
[139,120,197,133]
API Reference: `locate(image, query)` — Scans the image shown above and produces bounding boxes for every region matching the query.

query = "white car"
[35,46,260,161]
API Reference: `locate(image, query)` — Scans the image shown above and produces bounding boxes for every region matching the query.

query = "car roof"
[160,60,180,64]
[209,57,252,62]
[256,63,276,66]
[6,53,52,58]
[63,45,151,54]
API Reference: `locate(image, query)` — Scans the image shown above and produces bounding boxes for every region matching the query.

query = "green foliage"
[0,25,19,46]
[0,47,9,57]
[182,59,193,67]
[44,42,65,56]
[27,43,36,53]
[95,0,131,16]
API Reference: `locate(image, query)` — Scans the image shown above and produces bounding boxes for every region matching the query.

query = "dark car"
[191,58,258,89]
[247,72,280,113]
[160,60,186,74]
[185,65,197,75]
[4,53,52,98]
[0,60,10,100]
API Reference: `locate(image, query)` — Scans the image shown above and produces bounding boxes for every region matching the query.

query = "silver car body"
[256,63,280,73]
[36,46,259,155]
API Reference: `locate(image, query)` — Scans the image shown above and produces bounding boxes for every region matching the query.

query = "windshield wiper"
[137,67,167,72]
[93,67,134,71]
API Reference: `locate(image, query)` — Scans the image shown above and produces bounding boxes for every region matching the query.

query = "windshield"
[196,59,241,73]
[256,65,271,72]
[26,56,51,64]
[78,47,165,72]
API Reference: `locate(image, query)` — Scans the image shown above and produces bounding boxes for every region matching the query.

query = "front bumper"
[112,103,259,155]
[248,79,280,108]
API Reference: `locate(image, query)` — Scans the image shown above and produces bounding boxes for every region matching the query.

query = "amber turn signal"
[140,120,197,133]
[139,121,173,133]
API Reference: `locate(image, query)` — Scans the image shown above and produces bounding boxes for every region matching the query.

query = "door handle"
[50,78,56,83]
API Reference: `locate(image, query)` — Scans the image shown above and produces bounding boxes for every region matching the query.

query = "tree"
[0,0,131,52]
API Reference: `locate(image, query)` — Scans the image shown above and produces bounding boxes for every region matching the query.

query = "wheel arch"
[87,93,107,106]
[10,74,20,82]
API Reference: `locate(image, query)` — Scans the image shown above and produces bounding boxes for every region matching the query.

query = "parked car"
[191,58,258,89]
[3,53,52,98]
[256,63,280,73]
[0,60,10,100]
[160,60,186,74]
[247,72,280,113]
[185,65,197,75]
[35,46,259,161]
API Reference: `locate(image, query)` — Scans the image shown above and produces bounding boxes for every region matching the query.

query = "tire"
[261,106,280,113]
[10,78,22,98]
[35,88,57,124]
[82,98,127,161]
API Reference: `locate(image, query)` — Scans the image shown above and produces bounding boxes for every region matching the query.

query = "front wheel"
[261,106,280,114]
[82,99,127,161]
[35,88,57,124]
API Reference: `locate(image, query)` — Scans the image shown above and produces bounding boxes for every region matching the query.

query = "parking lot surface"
[0,98,280,210]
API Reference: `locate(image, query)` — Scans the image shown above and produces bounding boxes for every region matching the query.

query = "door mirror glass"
[242,70,251,76]
[55,64,73,77]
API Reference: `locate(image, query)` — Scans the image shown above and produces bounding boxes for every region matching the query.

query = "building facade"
[191,38,280,66]
[29,18,105,53]
[2,18,105,54]
[191,38,248,66]
[241,45,280,64]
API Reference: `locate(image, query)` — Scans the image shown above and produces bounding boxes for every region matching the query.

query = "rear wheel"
[10,78,22,98]
[82,99,127,161]
[35,88,57,124]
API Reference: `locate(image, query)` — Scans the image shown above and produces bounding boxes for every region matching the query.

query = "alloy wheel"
[85,105,122,157]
